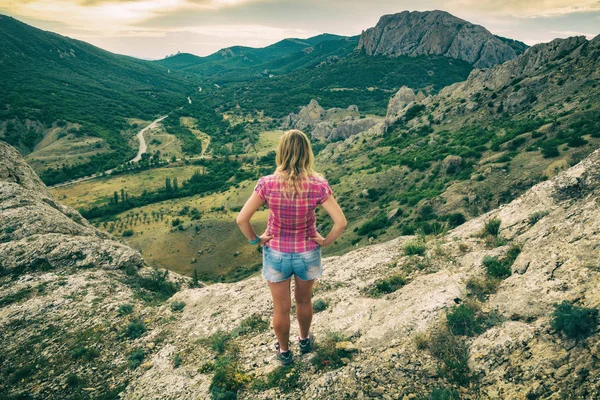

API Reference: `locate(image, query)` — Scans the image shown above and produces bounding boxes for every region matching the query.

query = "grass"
[446,302,485,337]
[210,354,251,400]
[311,331,356,371]
[403,239,427,256]
[364,274,407,297]
[428,326,471,385]
[313,298,329,313]
[170,301,185,312]
[482,255,512,279]
[231,314,269,337]
[117,304,133,316]
[551,301,598,339]
[483,218,501,236]
[128,348,145,369]
[121,320,147,340]
[528,210,550,225]
[252,364,304,393]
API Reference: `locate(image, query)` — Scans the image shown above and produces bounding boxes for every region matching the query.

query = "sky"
[1,0,599,60]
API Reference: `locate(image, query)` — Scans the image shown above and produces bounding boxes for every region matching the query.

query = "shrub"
[252,364,303,393]
[311,331,355,371]
[484,218,501,236]
[551,301,598,339]
[128,348,145,369]
[232,314,269,336]
[66,373,81,387]
[428,327,471,385]
[118,304,133,316]
[528,210,550,225]
[173,354,182,368]
[210,355,251,399]
[541,143,560,158]
[122,230,134,237]
[482,255,511,279]
[466,276,500,300]
[413,333,429,350]
[71,346,100,361]
[170,301,185,312]
[446,303,484,337]
[313,299,329,313]
[366,274,407,297]
[126,268,179,303]
[357,212,390,236]
[123,320,147,340]
[429,388,461,400]
[205,330,232,354]
[403,240,427,256]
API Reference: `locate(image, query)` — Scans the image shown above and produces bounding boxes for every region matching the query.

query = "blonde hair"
[275,129,322,198]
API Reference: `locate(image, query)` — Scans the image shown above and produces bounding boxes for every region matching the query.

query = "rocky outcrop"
[0,141,144,274]
[282,100,381,142]
[357,10,524,68]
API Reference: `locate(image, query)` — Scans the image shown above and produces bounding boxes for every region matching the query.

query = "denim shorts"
[262,245,323,283]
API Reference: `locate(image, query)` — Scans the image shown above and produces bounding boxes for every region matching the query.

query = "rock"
[442,155,463,174]
[358,10,522,68]
[335,341,358,352]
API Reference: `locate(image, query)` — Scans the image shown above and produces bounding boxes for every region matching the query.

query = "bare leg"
[294,276,315,339]
[268,278,292,352]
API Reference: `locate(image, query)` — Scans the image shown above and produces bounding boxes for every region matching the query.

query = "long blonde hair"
[275,129,322,198]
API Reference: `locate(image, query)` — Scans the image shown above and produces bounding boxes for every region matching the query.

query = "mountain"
[0,15,197,182]
[310,33,600,256]
[357,10,527,68]
[156,34,352,77]
[2,130,600,398]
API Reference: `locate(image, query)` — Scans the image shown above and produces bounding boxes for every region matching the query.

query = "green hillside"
[0,15,196,184]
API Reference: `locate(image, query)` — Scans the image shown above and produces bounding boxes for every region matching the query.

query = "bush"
[252,364,303,393]
[126,268,179,303]
[365,274,407,297]
[170,301,186,312]
[173,354,182,368]
[232,314,269,336]
[484,218,501,236]
[205,330,232,354]
[428,327,471,385]
[311,332,355,371]
[210,355,251,399]
[357,212,390,236]
[123,320,147,340]
[313,299,329,313]
[551,301,598,339]
[528,210,550,225]
[71,346,100,361]
[446,303,484,337]
[118,304,133,316]
[466,276,500,300]
[482,255,511,279]
[128,348,145,369]
[122,230,134,237]
[429,388,461,400]
[403,240,427,256]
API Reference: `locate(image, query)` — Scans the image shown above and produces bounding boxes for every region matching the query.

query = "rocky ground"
[3,138,597,399]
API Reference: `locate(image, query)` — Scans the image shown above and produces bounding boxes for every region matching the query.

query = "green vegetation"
[118,304,134,316]
[252,364,304,393]
[357,211,390,236]
[551,301,598,339]
[528,210,550,225]
[124,267,179,303]
[313,298,329,313]
[427,388,461,400]
[121,320,147,340]
[364,274,407,297]
[311,331,356,371]
[128,348,145,369]
[483,218,501,236]
[170,301,186,312]
[483,244,521,279]
[428,326,471,385]
[446,302,485,337]
[403,240,427,256]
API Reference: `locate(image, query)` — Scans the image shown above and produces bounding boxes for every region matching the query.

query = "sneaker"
[298,333,315,354]
[275,341,294,365]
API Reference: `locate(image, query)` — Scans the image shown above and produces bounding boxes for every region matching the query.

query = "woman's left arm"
[236,191,273,245]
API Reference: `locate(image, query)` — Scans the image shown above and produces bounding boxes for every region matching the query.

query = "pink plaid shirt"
[254,174,333,253]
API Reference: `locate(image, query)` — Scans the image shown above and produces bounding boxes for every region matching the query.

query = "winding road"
[50,114,168,189]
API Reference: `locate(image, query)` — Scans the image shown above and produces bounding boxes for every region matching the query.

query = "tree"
[121,188,125,202]
[165,177,172,192]
[173,177,179,192]
[113,191,119,205]
[191,269,200,288]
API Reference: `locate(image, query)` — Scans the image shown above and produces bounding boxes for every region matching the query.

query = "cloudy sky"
[1,0,599,59]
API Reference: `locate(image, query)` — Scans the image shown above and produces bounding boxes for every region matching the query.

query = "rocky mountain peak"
[357,10,524,68]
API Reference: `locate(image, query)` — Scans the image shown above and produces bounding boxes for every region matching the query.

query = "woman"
[236,129,347,365]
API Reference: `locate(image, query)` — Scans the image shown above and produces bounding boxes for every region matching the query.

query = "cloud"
[442,0,600,17]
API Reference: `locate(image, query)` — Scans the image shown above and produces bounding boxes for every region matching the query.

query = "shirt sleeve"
[254,176,267,202]
[317,179,333,205]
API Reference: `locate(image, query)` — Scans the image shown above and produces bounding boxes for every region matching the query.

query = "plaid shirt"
[254,174,333,253]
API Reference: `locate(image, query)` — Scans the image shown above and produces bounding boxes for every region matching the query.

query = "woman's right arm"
[310,195,347,247]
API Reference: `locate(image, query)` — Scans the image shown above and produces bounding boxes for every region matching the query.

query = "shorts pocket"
[300,249,321,267]
[264,249,283,272]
